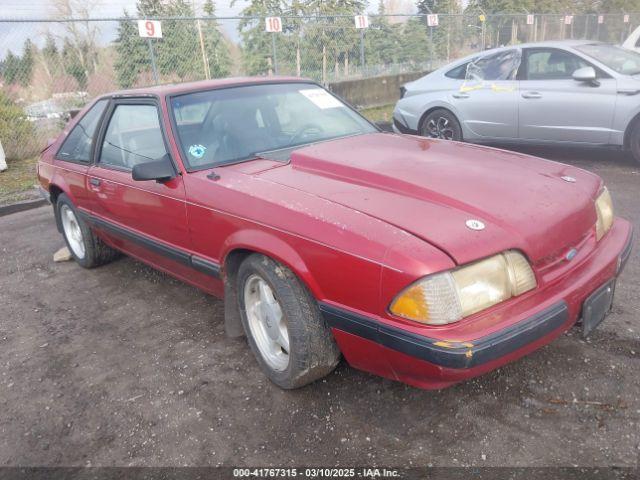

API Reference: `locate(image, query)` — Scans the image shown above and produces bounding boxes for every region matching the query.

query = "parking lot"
[0,145,638,467]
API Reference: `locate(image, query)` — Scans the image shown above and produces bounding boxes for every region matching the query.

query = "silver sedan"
[393,40,640,163]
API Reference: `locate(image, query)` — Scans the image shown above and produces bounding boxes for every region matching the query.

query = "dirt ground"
[0,146,638,468]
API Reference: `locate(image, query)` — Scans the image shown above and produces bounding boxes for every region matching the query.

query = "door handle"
[522,91,542,99]
[89,178,101,187]
[452,92,470,99]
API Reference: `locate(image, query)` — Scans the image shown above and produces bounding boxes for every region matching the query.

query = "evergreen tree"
[160,0,201,80]
[303,0,365,81]
[233,0,285,75]
[62,37,88,89]
[203,0,232,78]
[365,0,404,70]
[1,51,21,85]
[19,39,35,87]
[114,11,151,88]
[41,33,62,78]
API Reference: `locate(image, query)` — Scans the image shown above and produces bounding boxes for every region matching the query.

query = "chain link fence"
[0,12,638,160]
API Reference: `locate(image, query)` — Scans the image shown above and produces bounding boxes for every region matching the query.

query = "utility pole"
[193,0,210,79]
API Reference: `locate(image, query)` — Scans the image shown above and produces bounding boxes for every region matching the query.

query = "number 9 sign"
[138,20,163,38]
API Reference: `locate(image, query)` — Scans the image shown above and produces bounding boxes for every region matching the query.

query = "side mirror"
[132,155,176,183]
[573,66,599,85]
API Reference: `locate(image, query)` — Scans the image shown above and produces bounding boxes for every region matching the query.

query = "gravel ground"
[0,146,638,468]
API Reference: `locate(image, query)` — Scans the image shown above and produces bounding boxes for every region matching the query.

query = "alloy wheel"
[60,204,85,259]
[244,274,290,371]
[425,116,456,140]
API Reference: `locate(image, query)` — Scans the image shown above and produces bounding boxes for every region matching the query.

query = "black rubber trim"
[191,255,222,278]
[79,211,221,279]
[320,301,569,369]
[618,227,634,274]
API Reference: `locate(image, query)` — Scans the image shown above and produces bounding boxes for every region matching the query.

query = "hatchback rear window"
[57,99,108,163]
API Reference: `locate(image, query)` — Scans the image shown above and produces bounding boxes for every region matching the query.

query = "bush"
[0,91,35,161]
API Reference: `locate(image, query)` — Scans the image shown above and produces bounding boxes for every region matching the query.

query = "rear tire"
[56,193,120,268]
[236,254,340,389]
[629,122,640,164]
[419,109,463,141]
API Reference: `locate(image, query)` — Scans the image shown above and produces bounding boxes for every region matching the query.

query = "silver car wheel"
[60,204,85,259]
[244,274,290,371]
[426,116,455,140]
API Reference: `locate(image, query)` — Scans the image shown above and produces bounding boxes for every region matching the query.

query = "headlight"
[389,250,537,325]
[595,187,614,241]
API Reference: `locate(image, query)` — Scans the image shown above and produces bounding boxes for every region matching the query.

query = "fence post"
[272,33,278,75]
[359,29,365,76]
[147,38,159,85]
[428,26,434,70]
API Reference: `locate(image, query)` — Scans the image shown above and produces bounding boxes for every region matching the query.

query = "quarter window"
[99,105,167,170]
[57,99,108,163]
[525,49,589,80]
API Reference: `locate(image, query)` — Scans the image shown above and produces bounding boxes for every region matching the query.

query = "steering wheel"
[287,123,325,146]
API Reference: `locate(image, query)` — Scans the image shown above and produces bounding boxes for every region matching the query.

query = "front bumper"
[322,219,634,389]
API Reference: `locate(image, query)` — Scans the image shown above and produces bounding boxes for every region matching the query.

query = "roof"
[439,39,605,68]
[107,76,311,98]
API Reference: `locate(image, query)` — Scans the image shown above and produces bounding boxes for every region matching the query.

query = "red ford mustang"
[37,77,633,390]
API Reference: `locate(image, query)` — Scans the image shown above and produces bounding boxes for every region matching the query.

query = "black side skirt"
[79,211,221,279]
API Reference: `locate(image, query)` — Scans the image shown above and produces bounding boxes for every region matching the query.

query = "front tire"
[237,254,340,389]
[56,193,120,268]
[419,109,462,141]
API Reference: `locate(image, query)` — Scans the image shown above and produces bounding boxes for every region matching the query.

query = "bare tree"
[52,0,101,77]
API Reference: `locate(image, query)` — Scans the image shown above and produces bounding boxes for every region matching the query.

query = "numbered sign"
[427,14,439,27]
[354,15,369,29]
[598,15,604,24]
[624,14,630,23]
[265,16,282,33]
[526,14,534,25]
[138,20,162,38]
[479,14,486,23]
[564,15,573,25]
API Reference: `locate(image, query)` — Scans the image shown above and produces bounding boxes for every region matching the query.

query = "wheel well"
[417,107,461,138]
[49,184,63,205]
[623,113,640,150]
[222,248,258,338]
[224,248,255,283]
[48,184,64,233]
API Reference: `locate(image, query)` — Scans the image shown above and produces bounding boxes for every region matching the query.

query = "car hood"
[258,133,601,266]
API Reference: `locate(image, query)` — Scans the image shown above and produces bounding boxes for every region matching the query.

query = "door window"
[524,49,589,80]
[466,49,521,81]
[57,99,108,163]
[99,104,167,170]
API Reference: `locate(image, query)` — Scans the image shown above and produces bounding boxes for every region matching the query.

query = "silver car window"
[465,49,522,82]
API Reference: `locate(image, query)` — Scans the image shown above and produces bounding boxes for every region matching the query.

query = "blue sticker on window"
[189,144,206,159]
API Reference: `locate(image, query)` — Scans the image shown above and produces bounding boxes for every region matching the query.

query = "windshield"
[170,82,376,170]
[575,44,640,75]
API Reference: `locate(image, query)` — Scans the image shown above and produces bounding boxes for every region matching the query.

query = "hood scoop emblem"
[465,219,486,231]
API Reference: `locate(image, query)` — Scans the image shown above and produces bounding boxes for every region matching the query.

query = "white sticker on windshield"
[299,89,344,109]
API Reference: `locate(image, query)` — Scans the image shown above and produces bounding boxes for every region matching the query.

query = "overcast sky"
[0,0,417,58]
[0,0,252,58]
[0,0,247,19]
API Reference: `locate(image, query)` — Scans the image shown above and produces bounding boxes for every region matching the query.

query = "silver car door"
[518,47,617,144]
[451,49,519,139]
